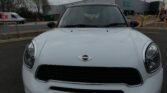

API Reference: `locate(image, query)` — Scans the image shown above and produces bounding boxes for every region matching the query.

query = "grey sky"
[144,0,162,2]
[48,0,163,5]
[48,0,82,5]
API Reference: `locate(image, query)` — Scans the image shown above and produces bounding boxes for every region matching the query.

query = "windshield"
[15,14,21,17]
[58,5,127,28]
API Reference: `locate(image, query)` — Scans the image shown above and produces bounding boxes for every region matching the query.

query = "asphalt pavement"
[0,40,30,93]
[0,29,166,93]
[143,30,167,93]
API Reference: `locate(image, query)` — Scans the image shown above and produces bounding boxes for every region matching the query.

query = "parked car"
[23,3,163,93]
[0,12,26,24]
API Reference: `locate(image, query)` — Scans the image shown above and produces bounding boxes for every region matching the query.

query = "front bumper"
[23,66,163,93]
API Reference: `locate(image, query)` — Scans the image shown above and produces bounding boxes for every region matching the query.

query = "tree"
[32,0,50,21]
[0,0,14,11]
[13,0,27,10]
[41,0,51,14]
[0,0,27,11]
[33,0,50,14]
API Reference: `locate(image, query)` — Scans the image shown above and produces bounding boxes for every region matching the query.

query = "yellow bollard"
[164,13,167,27]
[154,15,159,27]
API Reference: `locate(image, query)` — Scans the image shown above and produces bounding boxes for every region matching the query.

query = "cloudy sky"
[48,0,163,5]
[145,0,162,2]
[48,0,82,5]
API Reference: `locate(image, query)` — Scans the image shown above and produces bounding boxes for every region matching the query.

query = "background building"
[149,1,162,15]
[116,0,149,15]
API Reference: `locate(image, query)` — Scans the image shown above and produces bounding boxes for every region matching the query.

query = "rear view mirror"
[47,22,57,28]
[129,21,139,27]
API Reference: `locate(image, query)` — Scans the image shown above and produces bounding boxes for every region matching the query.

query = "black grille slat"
[36,65,142,85]
[50,86,124,93]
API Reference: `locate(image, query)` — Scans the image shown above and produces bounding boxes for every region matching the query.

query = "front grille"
[50,86,124,93]
[35,65,142,85]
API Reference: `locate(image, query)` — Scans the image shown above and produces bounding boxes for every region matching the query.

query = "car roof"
[68,3,117,8]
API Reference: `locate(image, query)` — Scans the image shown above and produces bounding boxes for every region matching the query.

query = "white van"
[0,12,26,24]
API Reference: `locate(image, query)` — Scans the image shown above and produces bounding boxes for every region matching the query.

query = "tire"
[21,21,25,24]
[17,21,25,24]
[16,21,20,24]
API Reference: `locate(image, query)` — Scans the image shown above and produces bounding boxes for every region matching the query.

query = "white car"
[22,3,163,93]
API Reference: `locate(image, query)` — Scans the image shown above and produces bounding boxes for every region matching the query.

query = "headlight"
[23,42,35,69]
[145,43,161,73]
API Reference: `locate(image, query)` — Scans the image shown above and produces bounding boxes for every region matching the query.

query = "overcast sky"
[145,0,162,2]
[48,0,82,5]
[48,0,163,5]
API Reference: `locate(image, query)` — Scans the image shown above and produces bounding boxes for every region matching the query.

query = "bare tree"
[14,0,27,9]
[41,0,51,14]
[0,0,14,11]
[0,0,27,11]
[32,0,50,21]
[33,0,50,14]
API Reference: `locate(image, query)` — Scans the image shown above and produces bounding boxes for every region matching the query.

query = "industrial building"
[149,1,162,15]
[116,0,149,15]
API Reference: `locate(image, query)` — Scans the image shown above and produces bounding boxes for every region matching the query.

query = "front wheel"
[17,21,25,24]
[21,21,25,24]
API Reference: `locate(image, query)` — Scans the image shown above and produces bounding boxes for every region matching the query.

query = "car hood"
[34,28,151,69]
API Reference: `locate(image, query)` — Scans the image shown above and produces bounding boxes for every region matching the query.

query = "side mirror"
[47,22,57,28]
[129,21,139,27]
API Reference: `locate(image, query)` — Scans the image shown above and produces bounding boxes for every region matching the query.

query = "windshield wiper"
[62,24,99,28]
[104,23,127,27]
